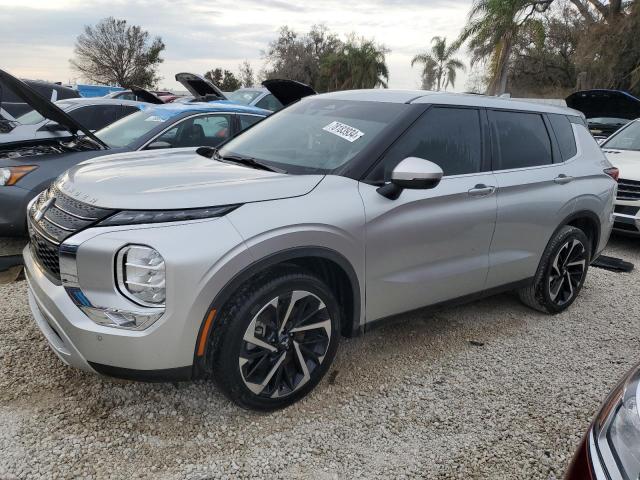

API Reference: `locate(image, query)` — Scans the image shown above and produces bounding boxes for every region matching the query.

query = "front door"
[360,106,497,321]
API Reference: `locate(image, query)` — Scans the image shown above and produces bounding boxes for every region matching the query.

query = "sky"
[0,0,475,92]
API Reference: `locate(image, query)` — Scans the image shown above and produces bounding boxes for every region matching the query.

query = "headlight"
[0,165,37,186]
[98,205,239,226]
[595,365,640,479]
[116,245,166,307]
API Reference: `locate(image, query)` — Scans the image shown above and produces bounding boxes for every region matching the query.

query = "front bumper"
[0,185,35,236]
[23,216,252,380]
[612,202,640,235]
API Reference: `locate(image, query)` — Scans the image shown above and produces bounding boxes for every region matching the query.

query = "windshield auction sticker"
[322,121,365,142]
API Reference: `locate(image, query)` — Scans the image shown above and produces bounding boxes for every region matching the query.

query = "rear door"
[485,109,577,289]
[360,106,497,321]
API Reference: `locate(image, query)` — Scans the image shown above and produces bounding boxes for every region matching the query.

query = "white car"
[602,119,640,235]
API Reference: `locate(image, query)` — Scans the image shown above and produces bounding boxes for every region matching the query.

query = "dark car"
[0,69,310,237]
[566,90,640,140]
[566,362,640,479]
[0,78,79,118]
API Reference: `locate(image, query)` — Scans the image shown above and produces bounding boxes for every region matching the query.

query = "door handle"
[554,174,574,185]
[468,184,496,196]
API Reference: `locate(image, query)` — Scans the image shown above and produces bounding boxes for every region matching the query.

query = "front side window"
[368,107,483,182]
[152,114,230,148]
[603,121,640,151]
[219,99,408,174]
[239,114,263,130]
[489,110,552,170]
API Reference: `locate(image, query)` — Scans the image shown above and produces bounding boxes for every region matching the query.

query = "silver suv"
[24,90,617,410]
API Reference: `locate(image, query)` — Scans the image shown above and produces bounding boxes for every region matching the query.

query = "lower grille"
[614,204,640,216]
[27,185,115,281]
[617,178,640,201]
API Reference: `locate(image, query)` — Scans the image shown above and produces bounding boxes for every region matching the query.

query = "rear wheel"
[518,226,590,314]
[209,270,340,411]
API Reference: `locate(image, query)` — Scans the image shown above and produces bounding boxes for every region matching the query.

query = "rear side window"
[549,114,577,161]
[489,110,552,170]
[368,107,483,181]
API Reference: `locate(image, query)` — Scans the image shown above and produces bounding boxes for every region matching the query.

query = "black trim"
[363,277,534,333]
[542,113,562,164]
[192,246,362,375]
[89,362,193,382]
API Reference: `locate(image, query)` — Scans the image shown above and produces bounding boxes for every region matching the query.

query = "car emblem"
[34,197,55,222]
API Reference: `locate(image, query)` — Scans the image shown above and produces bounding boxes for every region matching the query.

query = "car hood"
[57,148,324,210]
[130,87,164,104]
[0,69,108,148]
[175,73,227,101]
[262,79,316,106]
[566,90,640,120]
[603,148,640,180]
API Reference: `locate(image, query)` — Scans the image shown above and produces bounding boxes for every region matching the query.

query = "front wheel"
[208,270,341,411]
[518,226,591,314]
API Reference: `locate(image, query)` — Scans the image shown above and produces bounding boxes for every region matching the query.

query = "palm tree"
[320,37,389,91]
[411,36,465,91]
[457,0,552,95]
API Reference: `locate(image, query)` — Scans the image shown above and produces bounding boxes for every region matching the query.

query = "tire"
[208,268,341,411]
[518,226,591,314]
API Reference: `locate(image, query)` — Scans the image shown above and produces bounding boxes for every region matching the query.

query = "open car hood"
[130,87,164,104]
[0,69,108,148]
[175,73,227,101]
[566,90,640,120]
[262,79,316,107]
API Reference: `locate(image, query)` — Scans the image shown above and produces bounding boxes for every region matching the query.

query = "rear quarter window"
[489,110,552,170]
[549,114,577,161]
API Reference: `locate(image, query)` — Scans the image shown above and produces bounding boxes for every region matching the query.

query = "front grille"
[28,185,115,281]
[617,178,640,201]
[614,204,640,216]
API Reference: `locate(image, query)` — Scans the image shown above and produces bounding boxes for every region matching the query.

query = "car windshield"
[227,90,264,105]
[218,98,408,174]
[96,108,179,148]
[15,101,74,125]
[589,117,629,125]
[603,120,640,151]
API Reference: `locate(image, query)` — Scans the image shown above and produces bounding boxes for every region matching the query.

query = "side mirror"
[377,157,444,199]
[146,141,172,150]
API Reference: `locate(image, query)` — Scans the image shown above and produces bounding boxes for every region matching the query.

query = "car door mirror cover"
[147,141,172,150]
[391,157,444,189]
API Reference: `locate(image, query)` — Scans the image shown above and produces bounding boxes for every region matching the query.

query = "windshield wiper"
[219,154,286,173]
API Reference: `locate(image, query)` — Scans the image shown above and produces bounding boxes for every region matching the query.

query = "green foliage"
[411,36,465,91]
[70,17,165,89]
[204,68,242,91]
[263,25,388,92]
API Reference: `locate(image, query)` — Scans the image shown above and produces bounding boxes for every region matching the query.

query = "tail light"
[604,167,619,181]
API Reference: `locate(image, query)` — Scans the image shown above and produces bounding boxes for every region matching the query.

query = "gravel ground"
[0,235,639,479]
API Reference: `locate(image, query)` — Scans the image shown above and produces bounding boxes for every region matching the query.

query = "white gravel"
[1,235,639,479]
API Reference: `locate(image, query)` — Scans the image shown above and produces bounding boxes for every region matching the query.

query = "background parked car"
[227,87,284,111]
[566,362,640,480]
[566,90,640,141]
[0,98,146,144]
[0,78,79,117]
[0,68,271,237]
[601,118,640,235]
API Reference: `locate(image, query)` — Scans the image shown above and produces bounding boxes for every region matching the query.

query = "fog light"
[116,245,166,307]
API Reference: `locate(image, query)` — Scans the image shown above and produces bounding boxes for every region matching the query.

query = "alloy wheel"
[238,290,332,398]
[547,238,587,307]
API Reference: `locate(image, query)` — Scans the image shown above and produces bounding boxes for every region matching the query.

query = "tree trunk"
[495,34,514,95]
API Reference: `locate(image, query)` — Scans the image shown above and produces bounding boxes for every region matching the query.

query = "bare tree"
[70,17,165,88]
[238,61,255,88]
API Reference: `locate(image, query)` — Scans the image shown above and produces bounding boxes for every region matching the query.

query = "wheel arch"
[563,209,601,259]
[192,246,362,375]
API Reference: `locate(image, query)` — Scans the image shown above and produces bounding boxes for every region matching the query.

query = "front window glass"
[603,121,640,151]
[219,99,408,174]
[96,108,180,148]
[152,114,230,148]
[227,90,263,105]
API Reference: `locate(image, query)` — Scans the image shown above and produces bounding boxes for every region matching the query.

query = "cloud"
[0,0,474,90]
